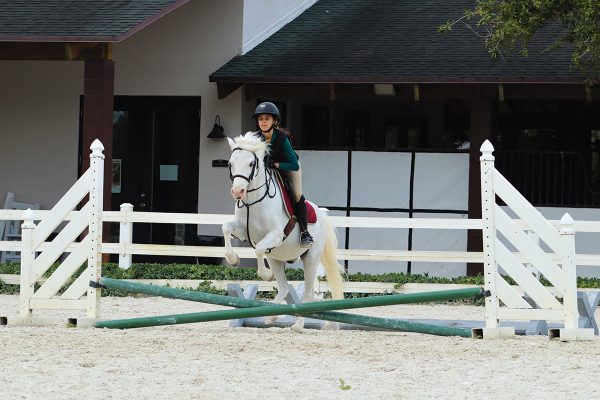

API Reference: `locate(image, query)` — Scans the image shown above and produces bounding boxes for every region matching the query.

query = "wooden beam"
[586,85,592,103]
[216,82,242,99]
[413,84,420,101]
[234,83,597,101]
[0,42,66,60]
[0,42,110,61]
[65,43,112,61]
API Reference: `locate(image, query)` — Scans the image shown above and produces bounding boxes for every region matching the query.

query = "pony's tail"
[320,216,344,300]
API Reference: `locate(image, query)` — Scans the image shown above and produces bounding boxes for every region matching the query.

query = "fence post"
[478,140,513,338]
[479,141,499,325]
[119,203,134,269]
[17,208,36,322]
[559,213,578,329]
[87,139,104,319]
[548,213,594,340]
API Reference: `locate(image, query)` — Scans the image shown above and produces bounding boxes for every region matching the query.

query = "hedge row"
[2,262,600,299]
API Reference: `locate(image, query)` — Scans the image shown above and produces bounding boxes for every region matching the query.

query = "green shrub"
[2,262,600,302]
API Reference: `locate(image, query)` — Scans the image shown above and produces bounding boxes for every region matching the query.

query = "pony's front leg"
[222,219,246,267]
[263,259,287,325]
[254,230,284,282]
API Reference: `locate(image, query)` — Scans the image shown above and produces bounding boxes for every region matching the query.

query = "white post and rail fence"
[0,139,598,339]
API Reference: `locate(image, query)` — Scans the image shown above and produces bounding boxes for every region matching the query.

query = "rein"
[229,147,277,248]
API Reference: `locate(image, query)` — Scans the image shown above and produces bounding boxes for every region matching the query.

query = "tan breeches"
[280,162,303,203]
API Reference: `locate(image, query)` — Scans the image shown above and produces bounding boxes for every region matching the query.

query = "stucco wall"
[0,61,83,209]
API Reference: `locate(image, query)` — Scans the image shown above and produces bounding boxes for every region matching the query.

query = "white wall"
[242,0,317,54]
[0,61,83,209]
[297,150,470,277]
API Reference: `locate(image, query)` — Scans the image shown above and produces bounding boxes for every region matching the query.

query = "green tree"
[439,0,600,83]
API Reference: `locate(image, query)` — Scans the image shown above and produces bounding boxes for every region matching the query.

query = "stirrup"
[300,231,314,248]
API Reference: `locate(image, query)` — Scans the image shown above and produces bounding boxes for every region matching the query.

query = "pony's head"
[227,132,269,200]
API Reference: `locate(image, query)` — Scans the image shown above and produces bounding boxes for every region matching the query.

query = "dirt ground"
[1,294,600,400]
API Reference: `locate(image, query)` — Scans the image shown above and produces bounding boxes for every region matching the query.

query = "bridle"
[229,147,259,184]
[229,148,277,206]
[229,147,278,248]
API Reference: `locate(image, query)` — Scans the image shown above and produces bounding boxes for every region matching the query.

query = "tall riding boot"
[295,195,314,248]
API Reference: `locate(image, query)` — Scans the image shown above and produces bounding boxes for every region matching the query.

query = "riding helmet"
[252,102,280,121]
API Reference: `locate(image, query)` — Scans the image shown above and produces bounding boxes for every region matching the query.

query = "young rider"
[253,101,314,248]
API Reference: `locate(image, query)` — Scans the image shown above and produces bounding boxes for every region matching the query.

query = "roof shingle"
[210,0,580,84]
[0,0,190,42]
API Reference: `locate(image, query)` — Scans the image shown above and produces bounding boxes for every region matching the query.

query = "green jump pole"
[95,278,483,337]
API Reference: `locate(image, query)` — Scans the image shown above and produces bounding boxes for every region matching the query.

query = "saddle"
[273,171,317,238]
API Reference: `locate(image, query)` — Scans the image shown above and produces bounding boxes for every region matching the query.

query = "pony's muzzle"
[231,187,247,200]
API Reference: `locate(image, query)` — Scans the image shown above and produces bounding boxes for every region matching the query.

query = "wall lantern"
[207,114,225,139]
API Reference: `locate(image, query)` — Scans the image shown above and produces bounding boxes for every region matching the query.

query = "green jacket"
[261,129,299,171]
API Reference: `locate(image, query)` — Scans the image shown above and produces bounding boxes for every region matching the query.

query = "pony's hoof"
[225,252,240,267]
[258,269,274,281]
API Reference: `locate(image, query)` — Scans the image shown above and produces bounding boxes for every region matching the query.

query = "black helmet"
[253,102,280,121]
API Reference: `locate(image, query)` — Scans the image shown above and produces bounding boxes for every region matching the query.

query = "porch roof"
[0,0,190,42]
[210,0,582,92]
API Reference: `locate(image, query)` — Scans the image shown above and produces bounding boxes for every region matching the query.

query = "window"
[301,104,330,146]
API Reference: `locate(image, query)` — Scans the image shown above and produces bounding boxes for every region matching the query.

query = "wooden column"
[82,59,114,257]
[467,96,495,275]
[82,59,114,210]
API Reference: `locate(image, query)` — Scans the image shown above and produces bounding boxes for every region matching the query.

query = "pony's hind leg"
[296,235,339,331]
[292,249,326,331]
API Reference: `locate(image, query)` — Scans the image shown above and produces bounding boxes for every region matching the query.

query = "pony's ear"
[227,137,236,150]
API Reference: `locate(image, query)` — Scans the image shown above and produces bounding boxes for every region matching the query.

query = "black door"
[111,96,200,263]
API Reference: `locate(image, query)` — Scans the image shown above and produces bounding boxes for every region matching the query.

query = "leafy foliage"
[338,378,352,390]
[439,0,600,83]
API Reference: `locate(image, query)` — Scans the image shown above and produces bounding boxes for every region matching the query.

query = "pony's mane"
[233,131,270,155]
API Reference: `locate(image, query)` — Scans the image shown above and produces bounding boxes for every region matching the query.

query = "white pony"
[222,132,344,330]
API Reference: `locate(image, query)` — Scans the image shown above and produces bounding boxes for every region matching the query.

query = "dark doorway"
[111,96,200,263]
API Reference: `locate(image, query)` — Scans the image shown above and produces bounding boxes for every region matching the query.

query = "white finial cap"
[22,208,36,229]
[90,139,105,159]
[480,140,495,161]
[560,213,574,235]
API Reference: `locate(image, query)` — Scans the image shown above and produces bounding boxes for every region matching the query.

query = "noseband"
[229,147,277,207]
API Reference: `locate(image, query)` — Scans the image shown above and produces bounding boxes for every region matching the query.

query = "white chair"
[0,192,40,263]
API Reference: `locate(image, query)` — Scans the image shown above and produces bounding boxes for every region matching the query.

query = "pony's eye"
[227,162,231,168]
[249,161,255,167]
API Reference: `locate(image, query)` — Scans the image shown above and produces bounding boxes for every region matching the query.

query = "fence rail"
[2,210,600,266]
